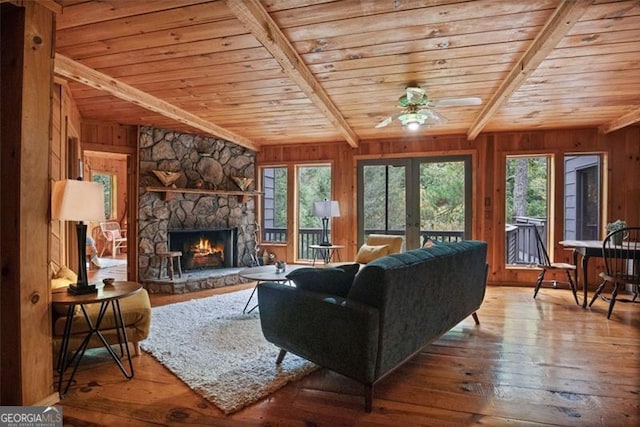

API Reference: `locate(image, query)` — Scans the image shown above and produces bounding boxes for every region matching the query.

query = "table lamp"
[313,199,340,246]
[52,179,105,295]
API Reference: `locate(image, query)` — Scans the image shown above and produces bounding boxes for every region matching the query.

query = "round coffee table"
[239,264,305,313]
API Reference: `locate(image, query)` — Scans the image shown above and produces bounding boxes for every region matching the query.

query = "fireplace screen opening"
[169,228,237,271]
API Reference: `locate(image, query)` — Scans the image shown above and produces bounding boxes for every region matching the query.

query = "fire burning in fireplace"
[169,228,237,271]
[190,237,225,267]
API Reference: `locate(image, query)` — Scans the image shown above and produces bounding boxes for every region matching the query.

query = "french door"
[357,156,472,250]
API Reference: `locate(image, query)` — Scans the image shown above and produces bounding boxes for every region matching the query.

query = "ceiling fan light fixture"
[399,112,426,130]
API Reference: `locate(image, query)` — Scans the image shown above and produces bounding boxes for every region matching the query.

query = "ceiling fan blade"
[375,112,404,128]
[375,115,394,128]
[431,97,482,107]
[418,109,448,124]
[405,87,426,105]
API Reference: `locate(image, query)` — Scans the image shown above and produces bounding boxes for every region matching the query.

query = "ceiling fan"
[375,86,482,130]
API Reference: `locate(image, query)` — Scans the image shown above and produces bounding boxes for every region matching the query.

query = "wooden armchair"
[100,221,127,258]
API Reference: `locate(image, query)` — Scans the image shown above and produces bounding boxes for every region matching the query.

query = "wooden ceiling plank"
[225,0,359,148]
[102,58,284,87]
[57,0,213,30]
[57,2,234,48]
[100,47,273,79]
[578,0,640,21]
[307,40,529,74]
[72,33,263,69]
[69,76,296,101]
[535,57,640,75]
[54,54,259,151]
[546,41,640,60]
[315,54,520,86]
[281,0,557,40]
[291,10,550,56]
[599,107,640,133]
[59,19,247,60]
[466,0,593,141]
[299,26,541,66]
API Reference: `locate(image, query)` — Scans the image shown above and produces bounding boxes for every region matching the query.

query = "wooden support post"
[0,1,57,405]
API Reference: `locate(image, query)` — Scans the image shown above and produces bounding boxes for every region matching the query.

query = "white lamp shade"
[52,180,105,222]
[313,200,340,218]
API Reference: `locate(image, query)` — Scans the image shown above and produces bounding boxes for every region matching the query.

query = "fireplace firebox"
[168,228,238,271]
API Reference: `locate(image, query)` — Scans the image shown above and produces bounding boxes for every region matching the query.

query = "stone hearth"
[143,268,250,294]
[137,127,258,293]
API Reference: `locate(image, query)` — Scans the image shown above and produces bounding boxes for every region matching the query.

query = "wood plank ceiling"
[54,0,640,150]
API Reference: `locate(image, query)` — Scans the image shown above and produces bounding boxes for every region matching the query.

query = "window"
[296,165,331,261]
[362,163,406,237]
[261,167,287,242]
[505,155,549,266]
[357,156,471,250]
[259,164,333,261]
[91,172,116,219]
[564,155,601,240]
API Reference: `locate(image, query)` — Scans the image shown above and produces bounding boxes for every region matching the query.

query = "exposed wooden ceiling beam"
[599,107,640,134]
[225,0,360,148]
[54,54,260,152]
[466,0,592,141]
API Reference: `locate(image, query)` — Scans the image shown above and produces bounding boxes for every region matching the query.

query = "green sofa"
[257,240,488,411]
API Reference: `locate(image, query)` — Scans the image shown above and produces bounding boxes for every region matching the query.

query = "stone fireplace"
[168,228,238,271]
[138,126,257,293]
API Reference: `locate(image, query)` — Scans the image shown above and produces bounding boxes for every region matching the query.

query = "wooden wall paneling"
[479,134,497,283]
[607,127,640,224]
[49,85,64,272]
[257,126,640,286]
[285,163,296,263]
[80,121,138,149]
[623,127,640,226]
[49,83,81,273]
[127,135,139,283]
[0,0,57,405]
[62,83,81,141]
[334,143,357,260]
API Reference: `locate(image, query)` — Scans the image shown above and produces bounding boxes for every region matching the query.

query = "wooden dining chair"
[532,226,579,304]
[589,227,640,318]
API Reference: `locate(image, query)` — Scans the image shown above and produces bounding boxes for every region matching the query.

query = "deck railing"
[265,222,543,263]
[264,227,466,261]
[506,217,546,265]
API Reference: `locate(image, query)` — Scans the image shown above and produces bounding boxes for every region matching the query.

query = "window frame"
[91,170,116,220]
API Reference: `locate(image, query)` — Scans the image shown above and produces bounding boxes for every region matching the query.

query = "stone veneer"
[138,126,257,292]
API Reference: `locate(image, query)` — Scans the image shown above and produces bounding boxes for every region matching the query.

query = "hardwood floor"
[58,285,639,426]
[87,254,128,284]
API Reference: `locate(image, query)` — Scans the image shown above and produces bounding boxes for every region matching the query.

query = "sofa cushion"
[348,242,485,309]
[286,264,360,297]
[53,288,151,336]
[355,244,390,264]
[366,234,403,254]
[54,265,77,284]
[52,266,79,315]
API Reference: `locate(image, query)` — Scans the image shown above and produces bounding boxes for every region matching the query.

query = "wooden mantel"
[145,186,263,203]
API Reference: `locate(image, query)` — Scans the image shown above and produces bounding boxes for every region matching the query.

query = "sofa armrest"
[258,282,380,384]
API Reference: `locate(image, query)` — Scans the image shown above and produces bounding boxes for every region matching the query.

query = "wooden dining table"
[559,239,640,308]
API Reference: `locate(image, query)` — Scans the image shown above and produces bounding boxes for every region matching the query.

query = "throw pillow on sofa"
[355,244,390,264]
[286,264,360,297]
[51,265,80,315]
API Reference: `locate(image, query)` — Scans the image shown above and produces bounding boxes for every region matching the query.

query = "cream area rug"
[140,288,318,414]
